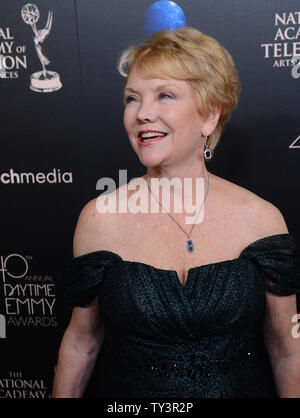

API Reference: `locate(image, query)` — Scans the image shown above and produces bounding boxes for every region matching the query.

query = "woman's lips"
[138,135,168,146]
[138,131,168,146]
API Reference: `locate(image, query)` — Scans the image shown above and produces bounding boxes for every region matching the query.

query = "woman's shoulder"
[72,182,137,258]
[211,173,289,238]
[72,196,119,258]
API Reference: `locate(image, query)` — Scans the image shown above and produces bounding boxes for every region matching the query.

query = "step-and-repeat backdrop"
[1,0,299,398]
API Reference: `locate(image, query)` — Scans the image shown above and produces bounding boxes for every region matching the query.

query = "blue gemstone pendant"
[204,149,212,159]
[187,237,194,252]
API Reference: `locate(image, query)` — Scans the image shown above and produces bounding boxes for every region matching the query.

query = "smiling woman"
[119,27,241,157]
[123,72,210,169]
[52,27,300,399]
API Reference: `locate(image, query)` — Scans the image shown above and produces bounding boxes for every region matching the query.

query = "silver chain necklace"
[146,173,210,252]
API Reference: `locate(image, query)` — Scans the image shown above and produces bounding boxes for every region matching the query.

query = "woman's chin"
[138,154,166,168]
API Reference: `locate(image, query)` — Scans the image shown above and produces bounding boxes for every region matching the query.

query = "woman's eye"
[124,96,137,104]
[159,93,173,100]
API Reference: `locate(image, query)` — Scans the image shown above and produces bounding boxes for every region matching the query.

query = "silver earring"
[204,134,212,160]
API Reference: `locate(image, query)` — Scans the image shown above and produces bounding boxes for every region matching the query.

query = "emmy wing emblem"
[21,3,62,92]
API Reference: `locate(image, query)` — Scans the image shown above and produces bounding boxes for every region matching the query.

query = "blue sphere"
[144,1,186,37]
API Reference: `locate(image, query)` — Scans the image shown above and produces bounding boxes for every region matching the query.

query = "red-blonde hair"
[118,27,241,158]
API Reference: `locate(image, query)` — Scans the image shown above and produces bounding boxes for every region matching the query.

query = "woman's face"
[123,68,208,169]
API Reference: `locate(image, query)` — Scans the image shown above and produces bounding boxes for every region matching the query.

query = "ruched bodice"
[64,233,300,398]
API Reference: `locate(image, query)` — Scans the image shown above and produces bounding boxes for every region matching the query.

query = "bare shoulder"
[72,181,136,257]
[73,198,100,257]
[212,174,289,239]
[244,191,289,237]
[73,196,117,257]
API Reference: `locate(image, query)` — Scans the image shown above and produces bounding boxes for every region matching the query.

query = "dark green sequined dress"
[65,233,300,398]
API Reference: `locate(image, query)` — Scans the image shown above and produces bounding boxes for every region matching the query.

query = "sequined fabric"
[64,233,300,398]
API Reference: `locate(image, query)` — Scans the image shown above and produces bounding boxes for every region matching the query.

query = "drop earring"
[204,134,212,160]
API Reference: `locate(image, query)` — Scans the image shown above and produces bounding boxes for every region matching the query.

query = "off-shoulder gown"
[64,233,300,398]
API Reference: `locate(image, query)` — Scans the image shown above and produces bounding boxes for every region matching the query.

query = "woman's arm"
[52,198,107,398]
[248,197,300,396]
[264,291,300,397]
[51,296,105,398]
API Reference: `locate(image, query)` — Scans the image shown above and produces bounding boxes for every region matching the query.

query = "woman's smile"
[123,68,207,167]
[138,130,169,146]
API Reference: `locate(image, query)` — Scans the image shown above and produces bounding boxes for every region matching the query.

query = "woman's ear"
[203,107,221,136]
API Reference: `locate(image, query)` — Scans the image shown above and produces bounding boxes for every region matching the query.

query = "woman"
[52,27,300,398]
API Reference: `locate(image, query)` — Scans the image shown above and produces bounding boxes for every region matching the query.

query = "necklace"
[146,173,210,252]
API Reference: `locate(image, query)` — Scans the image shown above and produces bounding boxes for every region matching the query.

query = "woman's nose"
[137,101,157,123]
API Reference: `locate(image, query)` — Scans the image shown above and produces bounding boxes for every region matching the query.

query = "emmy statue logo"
[21,3,62,92]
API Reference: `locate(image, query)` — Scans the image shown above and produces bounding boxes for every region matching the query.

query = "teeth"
[141,132,166,139]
